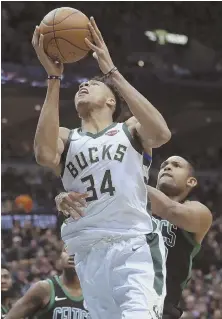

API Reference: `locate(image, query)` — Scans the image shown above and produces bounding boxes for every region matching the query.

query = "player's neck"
[81,111,113,134]
[61,271,80,289]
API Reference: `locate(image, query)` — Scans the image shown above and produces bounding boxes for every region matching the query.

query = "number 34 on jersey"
[61,124,147,207]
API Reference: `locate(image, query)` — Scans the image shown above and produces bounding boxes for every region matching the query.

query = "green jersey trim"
[1,305,9,314]
[122,123,143,155]
[78,122,117,139]
[181,229,200,247]
[36,279,55,317]
[55,276,84,302]
[180,232,201,290]
[60,129,75,178]
[152,219,158,232]
[146,232,164,296]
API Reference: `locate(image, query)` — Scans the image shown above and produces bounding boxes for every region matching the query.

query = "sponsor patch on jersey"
[105,129,119,136]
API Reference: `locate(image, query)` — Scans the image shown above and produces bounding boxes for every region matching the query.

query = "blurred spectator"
[6,236,27,262]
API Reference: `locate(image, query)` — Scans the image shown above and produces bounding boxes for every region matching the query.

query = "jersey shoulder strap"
[52,276,84,303]
[51,275,68,297]
[122,122,143,154]
[60,129,75,177]
[143,152,152,185]
[35,279,55,318]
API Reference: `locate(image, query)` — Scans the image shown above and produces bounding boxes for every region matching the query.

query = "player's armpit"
[148,186,212,237]
[135,121,168,150]
[6,281,50,319]
[125,117,152,156]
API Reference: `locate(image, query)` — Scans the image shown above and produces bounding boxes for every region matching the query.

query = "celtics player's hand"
[85,17,115,75]
[32,26,64,76]
[55,192,88,220]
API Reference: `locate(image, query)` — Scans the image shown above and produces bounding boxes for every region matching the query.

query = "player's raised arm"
[32,26,68,172]
[85,17,171,150]
[5,281,50,319]
[147,186,212,239]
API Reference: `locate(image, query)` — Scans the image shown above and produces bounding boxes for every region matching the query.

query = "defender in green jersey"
[148,156,212,319]
[6,251,90,319]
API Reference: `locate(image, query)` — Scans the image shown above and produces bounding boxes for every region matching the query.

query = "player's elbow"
[34,146,56,168]
[35,150,50,167]
[159,128,171,145]
[152,128,171,148]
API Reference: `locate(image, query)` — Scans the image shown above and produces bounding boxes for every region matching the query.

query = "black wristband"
[48,75,62,80]
[104,67,118,78]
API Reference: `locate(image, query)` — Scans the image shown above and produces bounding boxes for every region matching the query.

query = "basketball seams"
[41,8,91,63]
[54,37,89,52]
[42,10,79,26]
[52,8,67,63]
[40,28,90,35]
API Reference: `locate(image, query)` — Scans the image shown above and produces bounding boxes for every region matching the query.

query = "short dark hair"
[1,264,10,272]
[188,161,196,178]
[91,75,124,121]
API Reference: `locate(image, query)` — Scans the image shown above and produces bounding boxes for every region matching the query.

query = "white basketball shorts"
[74,233,166,319]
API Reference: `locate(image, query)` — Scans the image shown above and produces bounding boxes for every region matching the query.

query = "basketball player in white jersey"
[32,17,171,319]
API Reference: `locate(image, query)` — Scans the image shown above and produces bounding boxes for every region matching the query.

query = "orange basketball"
[15,195,33,213]
[39,7,92,63]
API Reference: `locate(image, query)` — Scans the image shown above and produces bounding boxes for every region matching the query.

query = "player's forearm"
[148,186,197,231]
[111,71,171,144]
[148,186,187,226]
[34,79,60,165]
[148,186,176,220]
[6,301,38,319]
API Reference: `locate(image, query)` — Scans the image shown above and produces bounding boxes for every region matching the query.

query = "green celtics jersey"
[152,216,201,308]
[36,276,90,319]
[1,305,9,319]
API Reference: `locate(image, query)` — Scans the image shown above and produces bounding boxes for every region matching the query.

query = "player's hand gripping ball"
[85,17,116,75]
[32,25,64,76]
[32,7,93,75]
[39,7,92,63]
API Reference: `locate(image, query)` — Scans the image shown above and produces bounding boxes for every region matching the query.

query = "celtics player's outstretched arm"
[32,26,69,175]
[85,18,171,151]
[6,281,50,319]
[147,186,212,242]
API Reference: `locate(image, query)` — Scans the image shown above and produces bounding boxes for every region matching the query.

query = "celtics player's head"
[60,249,75,270]
[74,76,122,121]
[60,248,78,281]
[157,156,197,198]
[1,265,13,299]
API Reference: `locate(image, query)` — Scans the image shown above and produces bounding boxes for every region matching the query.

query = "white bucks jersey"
[61,123,153,253]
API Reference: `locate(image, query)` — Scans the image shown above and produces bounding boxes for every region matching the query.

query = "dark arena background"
[1,1,222,318]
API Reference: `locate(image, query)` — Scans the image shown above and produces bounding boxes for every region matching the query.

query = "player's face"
[60,251,75,269]
[1,268,13,292]
[74,80,115,117]
[157,156,196,196]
